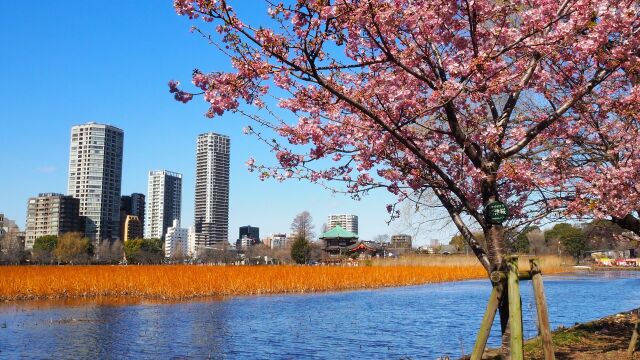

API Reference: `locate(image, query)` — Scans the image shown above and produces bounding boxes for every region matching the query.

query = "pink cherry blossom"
[172,0,640,272]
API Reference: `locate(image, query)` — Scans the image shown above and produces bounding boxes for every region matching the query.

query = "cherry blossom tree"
[172,0,639,271]
[547,103,640,235]
[171,0,639,351]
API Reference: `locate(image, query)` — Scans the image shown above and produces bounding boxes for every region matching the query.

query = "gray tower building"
[145,170,182,240]
[67,122,124,243]
[194,132,230,250]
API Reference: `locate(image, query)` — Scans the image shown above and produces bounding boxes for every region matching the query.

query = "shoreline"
[593,266,640,271]
[468,308,639,359]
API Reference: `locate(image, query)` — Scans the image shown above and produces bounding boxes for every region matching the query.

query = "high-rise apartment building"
[120,193,145,241]
[24,193,82,249]
[67,122,124,242]
[145,170,182,240]
[327,214,359,235]
[194,132,230,250]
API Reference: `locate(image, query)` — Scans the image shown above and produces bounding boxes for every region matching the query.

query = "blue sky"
[0,1,454,245]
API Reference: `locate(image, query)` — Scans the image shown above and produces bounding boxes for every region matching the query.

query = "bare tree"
[0,226,25,264]
[170,244,188,264]
[290,211,315,241]
[373,234,390,244]
[96,240,124,264]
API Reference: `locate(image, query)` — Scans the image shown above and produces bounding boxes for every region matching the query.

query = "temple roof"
[347,241,382,252]
[319,225,358,239]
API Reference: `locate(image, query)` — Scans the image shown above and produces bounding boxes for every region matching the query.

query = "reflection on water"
[0,271,638,359]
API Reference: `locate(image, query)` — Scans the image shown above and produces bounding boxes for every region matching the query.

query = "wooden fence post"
[470,272,506,360]
[530,258,555,360]
[507,256,524,360]
[629,309,639,357]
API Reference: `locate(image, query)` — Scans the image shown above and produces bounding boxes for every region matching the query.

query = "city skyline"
[5,119,447,245]
[0,1,454,246]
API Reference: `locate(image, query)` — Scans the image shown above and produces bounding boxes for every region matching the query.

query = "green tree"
[545,223,588,259]
[511,226,539,254]
[449,234,465,252]
[512,233,530,254]
[53,232,93,264]
[450,231,485,253]
[32,235,58,264]
[33,235,57,252]
[583,219,626,250]
[290,235,310,264]
[124,238,163,264]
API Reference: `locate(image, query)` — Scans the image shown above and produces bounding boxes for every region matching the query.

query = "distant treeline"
[449,220,639,259]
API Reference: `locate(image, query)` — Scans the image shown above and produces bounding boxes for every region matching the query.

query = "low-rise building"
[237,235,255,250]
[236,225,260,250]
[320,225,358,257]
[270,233,288,249]
[389,234,413,255]
[347,240,383,258]
[165,219,188,258]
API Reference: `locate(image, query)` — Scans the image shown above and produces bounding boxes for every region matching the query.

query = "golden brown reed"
[371,254,574,274]
[0,256,572,301]
[1,265,488,301]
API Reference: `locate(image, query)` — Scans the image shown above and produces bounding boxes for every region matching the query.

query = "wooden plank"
[507,256,524,360]
[629,310,639,356]
[470,274,505,360]
[530,259,555,360]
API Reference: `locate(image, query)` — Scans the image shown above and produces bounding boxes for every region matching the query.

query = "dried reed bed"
[371,254,574,274]
[0,256,574,301]
[0,265,490,301]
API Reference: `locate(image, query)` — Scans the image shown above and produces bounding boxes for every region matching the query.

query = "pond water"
[1,271,638,359]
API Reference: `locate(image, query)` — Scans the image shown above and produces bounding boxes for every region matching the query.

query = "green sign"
[485,201,509,224]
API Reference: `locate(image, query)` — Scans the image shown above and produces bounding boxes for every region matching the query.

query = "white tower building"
[327,214,359,235]
[145,170,182,240]
[67,122,124,242]
[188,225,197,257]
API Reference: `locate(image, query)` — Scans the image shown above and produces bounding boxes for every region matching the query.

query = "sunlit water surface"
[1,271,638,359]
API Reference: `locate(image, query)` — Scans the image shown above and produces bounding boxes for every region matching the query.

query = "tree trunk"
[482,169,511,357]
[487,223,510,358]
